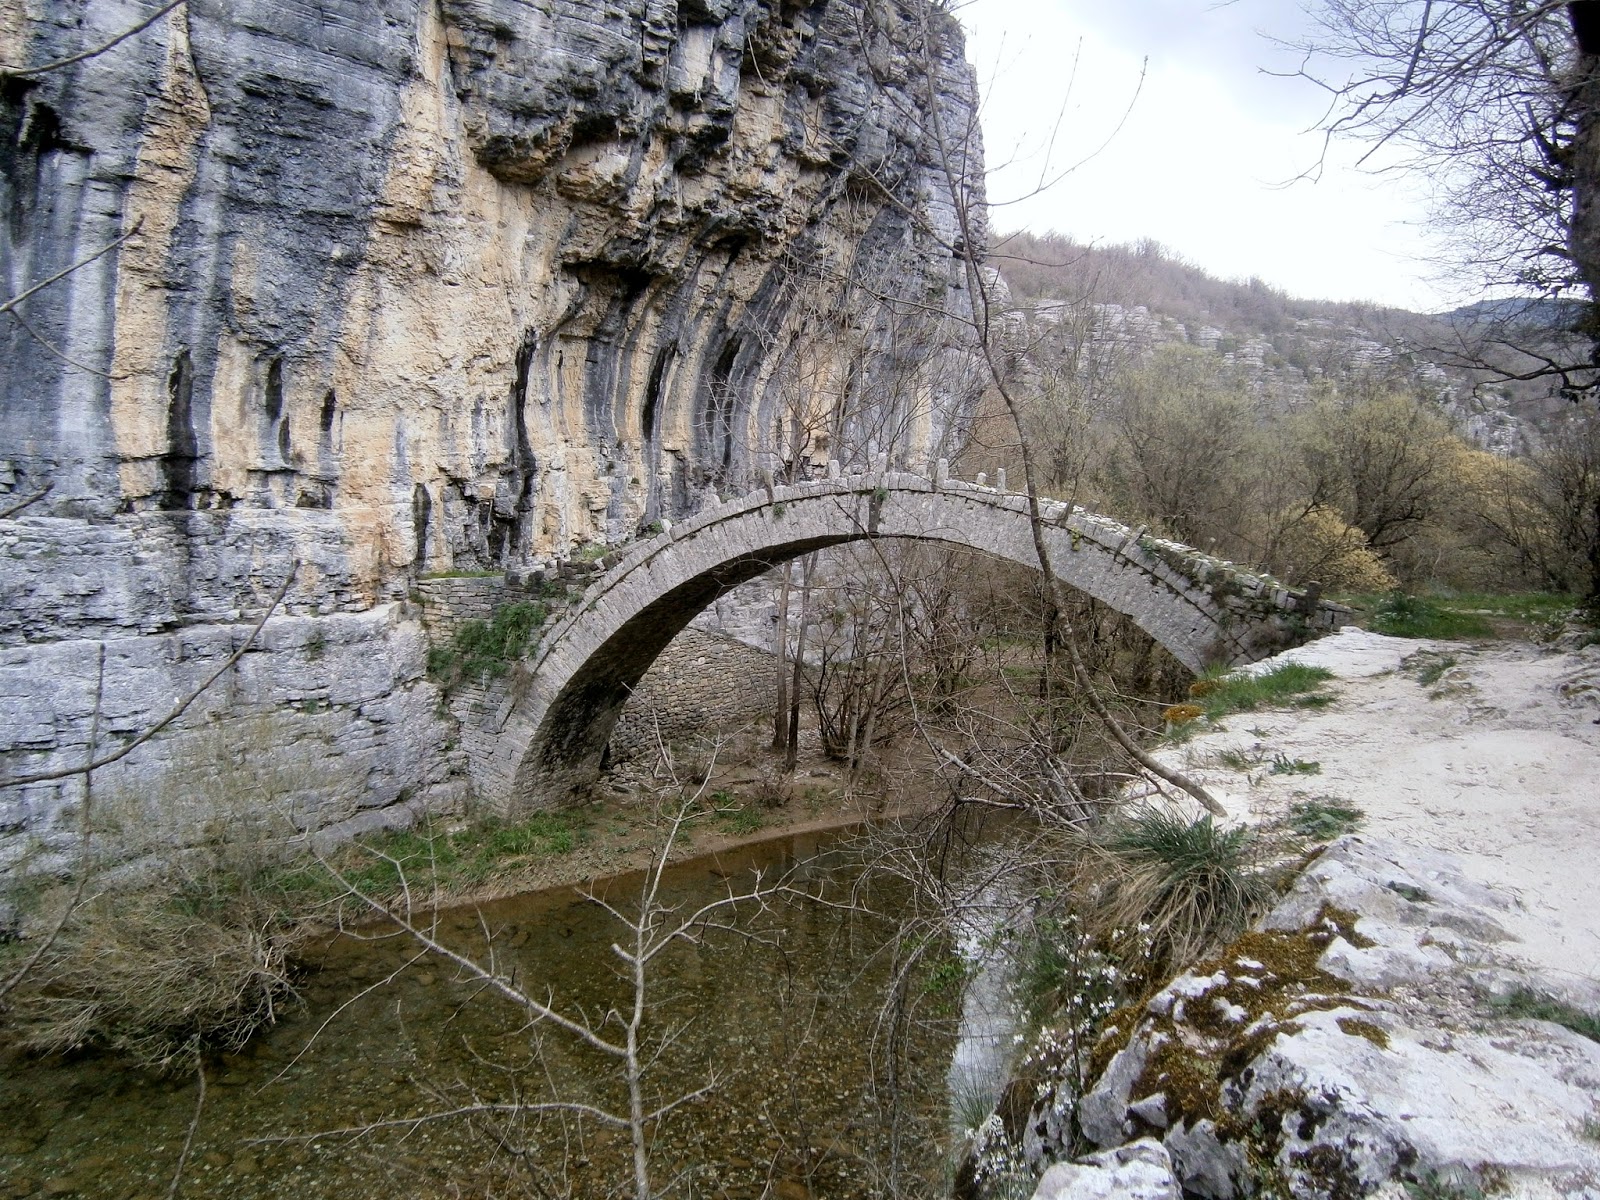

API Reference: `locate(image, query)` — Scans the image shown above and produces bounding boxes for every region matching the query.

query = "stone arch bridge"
[464,469,1350,810]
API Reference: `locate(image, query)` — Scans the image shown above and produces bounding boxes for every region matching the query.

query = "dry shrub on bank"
[3,716,326,1071]
[9,884,299,1071]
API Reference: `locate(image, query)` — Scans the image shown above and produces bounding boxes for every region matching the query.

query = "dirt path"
[1154,627,1600,987]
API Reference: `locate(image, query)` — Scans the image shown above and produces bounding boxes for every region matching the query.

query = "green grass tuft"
[1093,808,1276,971]
[1268,753,1321,777]
[1489,986,1600,1042]
[1367,592,1493,640]
[1197,663,1335,721]
[1402,650,1459,686]
[1286,797,1364,840]
[269,812,587,902]
[1216,747,1265,771]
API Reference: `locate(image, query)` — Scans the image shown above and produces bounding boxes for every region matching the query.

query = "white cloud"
[957,0,1469,312]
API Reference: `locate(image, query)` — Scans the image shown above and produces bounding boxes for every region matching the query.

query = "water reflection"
[944,866,1024,1136]
[1,825,984,1200]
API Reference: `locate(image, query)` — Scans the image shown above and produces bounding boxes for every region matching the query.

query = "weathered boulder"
[1030,1139,1179,1200]
[1048,837,1600,1198]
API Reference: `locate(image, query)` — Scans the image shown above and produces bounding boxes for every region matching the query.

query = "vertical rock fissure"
[708,336,740,480]
[508,327,540,562]
[160,350,198,510]
[641,342,674,522]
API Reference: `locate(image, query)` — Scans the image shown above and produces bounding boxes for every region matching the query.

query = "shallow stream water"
[1,824,1021,1200]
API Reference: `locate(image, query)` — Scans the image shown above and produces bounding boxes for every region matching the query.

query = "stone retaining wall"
[608,628,779,766]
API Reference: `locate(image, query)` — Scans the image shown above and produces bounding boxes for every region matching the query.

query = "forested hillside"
[976,232,1600,603]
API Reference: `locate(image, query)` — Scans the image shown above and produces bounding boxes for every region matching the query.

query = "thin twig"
[166,1054,207,1200]
[0,483,53,520]
[6,305,126,379]
[3,561,298,786]
[0,644,103,1003]
[0,218,144,318]
[249,1101,631,1144]
[1,1,187,77]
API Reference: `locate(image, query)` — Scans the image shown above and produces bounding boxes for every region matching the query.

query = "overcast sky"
[955,0,1464,312]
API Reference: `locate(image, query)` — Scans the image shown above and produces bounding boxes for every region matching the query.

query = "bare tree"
[1297,1,1600,391]
[307,776,785,1200]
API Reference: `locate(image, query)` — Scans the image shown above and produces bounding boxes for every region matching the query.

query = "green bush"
[428,601,547,689]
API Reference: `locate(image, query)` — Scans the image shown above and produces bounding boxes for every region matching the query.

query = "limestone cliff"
[2,0,982,619]
[0,0,986,866]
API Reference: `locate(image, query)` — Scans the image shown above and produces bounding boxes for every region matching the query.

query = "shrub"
[1162,703,1204,726]
[1274,504,1397,592]
[9,882,299,1071]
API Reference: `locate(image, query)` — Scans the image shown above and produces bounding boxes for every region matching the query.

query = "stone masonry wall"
[608,627,778,766]
[416,570,780,773]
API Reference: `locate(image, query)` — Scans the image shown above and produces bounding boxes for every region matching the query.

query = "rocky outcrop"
[1017,837,1600,1200]
[0,0,985,863]
[1031,1139,1180,1200]
[3,0,983,576]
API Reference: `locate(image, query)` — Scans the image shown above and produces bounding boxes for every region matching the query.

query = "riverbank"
[1153,625,1600,985]
[303,744,935,917]
[993,623,1600,1199]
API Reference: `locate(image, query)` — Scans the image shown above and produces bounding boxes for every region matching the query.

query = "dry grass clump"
[7,882,300,1072]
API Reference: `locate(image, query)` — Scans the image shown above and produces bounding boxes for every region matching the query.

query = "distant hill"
[993,232,1578,452]
[1440,296,1579,329]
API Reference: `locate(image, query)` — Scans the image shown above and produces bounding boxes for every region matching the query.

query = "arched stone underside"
[476,473,1351,809]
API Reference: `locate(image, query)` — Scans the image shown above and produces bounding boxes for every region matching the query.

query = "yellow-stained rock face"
[3,0,984,619]
[0,0,985,861]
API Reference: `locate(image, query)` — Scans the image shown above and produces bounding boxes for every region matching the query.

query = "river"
[1,821,1024,1199]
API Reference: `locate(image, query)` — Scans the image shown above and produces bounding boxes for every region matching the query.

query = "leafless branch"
[166,1055,207,1200]
[2,560,298,787]
[0,484,54,520]
[0,644,103,1003]
[0,1,187,78]
[251,1100,632,1143]
[0,218,144,318]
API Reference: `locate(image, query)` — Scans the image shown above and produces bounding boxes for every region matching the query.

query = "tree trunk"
[772,563,792,751]
[1566,6,1600,369]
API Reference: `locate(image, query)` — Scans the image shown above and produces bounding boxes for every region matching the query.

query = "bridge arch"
[474,472,1346,809]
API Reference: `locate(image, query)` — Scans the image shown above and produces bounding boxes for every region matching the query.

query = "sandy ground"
[1153,626,1600,989]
